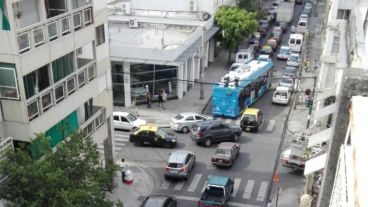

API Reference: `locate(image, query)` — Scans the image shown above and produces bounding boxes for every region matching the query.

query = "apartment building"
[0,0,115,161]
[107,0,235,106]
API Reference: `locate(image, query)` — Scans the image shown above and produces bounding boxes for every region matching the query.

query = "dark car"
[190,120,242,147]
[129,125,177,148]
[258,20,270,36]
[198,175,234,207]
[141,195,177,207]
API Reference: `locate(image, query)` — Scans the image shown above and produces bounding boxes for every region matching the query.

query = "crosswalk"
[214,118,276,132]
[158,173,269,202]
[97,130,130,155]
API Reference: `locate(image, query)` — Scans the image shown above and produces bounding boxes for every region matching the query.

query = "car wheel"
[204,139,212,147]
[232,133,239,142]
[182,126,189,133]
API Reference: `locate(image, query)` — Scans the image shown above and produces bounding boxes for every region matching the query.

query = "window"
[33,27,45,47]
[41,91,53,112]
[73,12,82,30]
[185,116,194,121]
[121,116,129,123]
[95,24,105,46]
[195,115,206,121]
[61,16,70,35]
[0,63,19,99]
[54,84,64,103]
[95,111,105,129]
[84,8,92,26]
[88,65,95,80]
[48,21,58,41]
[78,71,86,88]
[113,115,119,121]
[52,53,74,83]
[27,99,39,120]
[17,32,30,53]
[23,65,50,99]
[67,76,76,95]
[337,9,350,20]
[364,10,368,35]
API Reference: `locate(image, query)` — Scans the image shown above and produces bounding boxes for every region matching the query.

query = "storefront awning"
[307,128,332,148]
[304,153,327,175]
[313,103,337,120]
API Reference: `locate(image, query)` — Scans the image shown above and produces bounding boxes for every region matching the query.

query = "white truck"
[276,1,295,32]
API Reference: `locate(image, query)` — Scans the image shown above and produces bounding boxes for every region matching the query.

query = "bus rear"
[212,86,240,118]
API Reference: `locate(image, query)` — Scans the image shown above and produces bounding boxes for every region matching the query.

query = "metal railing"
[80,106,106,137]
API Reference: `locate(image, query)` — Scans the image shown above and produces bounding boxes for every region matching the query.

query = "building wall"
[130,0,215,14]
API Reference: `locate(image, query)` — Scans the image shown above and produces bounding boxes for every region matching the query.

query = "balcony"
[80,106,106,137]
[26,62,96,121]
[0,137,13,158]
[16,6,93,54]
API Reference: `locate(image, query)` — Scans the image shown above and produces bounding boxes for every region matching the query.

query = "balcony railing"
[26,62,97,121]
[0,137,13,158]
[16,6,93,54]
[80,106,106,137]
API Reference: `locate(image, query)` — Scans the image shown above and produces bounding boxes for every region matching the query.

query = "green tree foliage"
[215,6,258,63]
[0,132,122,207]
[238,0,259,12]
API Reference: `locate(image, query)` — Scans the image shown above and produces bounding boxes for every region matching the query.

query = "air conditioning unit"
[189,0,197,11]
[121,2,131,15]
[128,19,138,28]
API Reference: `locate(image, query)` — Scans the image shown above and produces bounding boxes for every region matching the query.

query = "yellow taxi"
[240,108,263,132]
[129,124,177,148]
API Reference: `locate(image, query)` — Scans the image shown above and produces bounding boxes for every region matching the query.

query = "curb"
[201,96,212,114]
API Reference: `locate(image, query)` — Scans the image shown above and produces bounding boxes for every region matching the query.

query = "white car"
[113,111,146,131]
[279,78,295,91]
[272,86,291,105]
[277,46,291,60]
[287,53,301,67]
[300,13,308,21]
[171,112,212,133]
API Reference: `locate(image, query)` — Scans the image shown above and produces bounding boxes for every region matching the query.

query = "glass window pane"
[33,27,45,47]
[48,21,58,40]
[41,92,53,111]
[55,84,64,103]
[131,72,154,83]
[131,64,154,73]
[52,53,74,82]
[27,100,39,120]
[67,76,76,94]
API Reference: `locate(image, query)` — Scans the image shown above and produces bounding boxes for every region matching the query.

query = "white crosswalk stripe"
[174,181,185,191]
[187,174,202,192]
[160,180,170,190]
[242,180,255,199]
[231,178,241,197]
[259,119,265,130]
[256,181,268,201]
[266,120,275,131]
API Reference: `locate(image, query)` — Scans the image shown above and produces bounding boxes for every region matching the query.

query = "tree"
[238,0,259,12]
[0,131,122,207]
[215,6,258,63]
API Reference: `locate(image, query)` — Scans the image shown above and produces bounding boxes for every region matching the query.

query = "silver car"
[164,150,196,180]
[170,112,211,133]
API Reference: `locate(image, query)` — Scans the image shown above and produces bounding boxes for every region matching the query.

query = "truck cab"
[198,175,234,207]
[235,46,255,64]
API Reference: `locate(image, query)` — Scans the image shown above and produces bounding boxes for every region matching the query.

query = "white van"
[272,86,291,105]
[296,18,308,34]
[288,34,303,53]
[235,46,255,64]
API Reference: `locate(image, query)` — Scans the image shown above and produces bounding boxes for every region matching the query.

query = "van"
[296,18,308,34]
[235,46,255,64]
[288,33,303,53]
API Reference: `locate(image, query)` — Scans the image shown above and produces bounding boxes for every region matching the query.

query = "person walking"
[158,90,163,108]
[131,97,139,116]
[313,59,319,72]
[145,91,152,108]
[162,89,167,109]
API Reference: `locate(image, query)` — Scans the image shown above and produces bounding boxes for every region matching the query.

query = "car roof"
[207,175,230,186]
[113,111,129,116]
[218,142,237,150]
[195,120,222,126]
[243,108,261,115]
[168,150,193,163]
[178,112,199,117]
[138,124,158,132]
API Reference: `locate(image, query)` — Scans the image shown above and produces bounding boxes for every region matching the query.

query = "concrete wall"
[17,0,40,29]
[131,0,216,14]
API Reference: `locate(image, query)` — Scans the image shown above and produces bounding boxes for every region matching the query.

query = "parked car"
[141,195,177,207]
[198,175,234,207]
[171,112,211,133]
[282,66,298,79]
[279,78,295,91]
[273,32,283,44]
[129,124,177,148]
[277,46,291,60]
[248,32,260,47]
[164,150,196,180]
[305,2,313,10]
[113,111,146,131]
[272,86,291,105]
[190,120,242,147]
[258,20,270,36]
[260,45,273,56]
[300,13,308,21]
[211,142,240,168]
[240,108,263,132]
[287,53,301,67]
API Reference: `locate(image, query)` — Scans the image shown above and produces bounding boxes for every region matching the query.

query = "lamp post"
[306,74,317,129]
[200,26,206,100]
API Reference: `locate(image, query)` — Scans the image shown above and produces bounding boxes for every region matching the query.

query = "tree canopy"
[0,132,122,207]
[215,6,258,63]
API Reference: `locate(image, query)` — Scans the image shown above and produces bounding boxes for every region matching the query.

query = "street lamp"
[306,73,317,129]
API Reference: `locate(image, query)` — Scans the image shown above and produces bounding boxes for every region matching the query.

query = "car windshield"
[242,114,257,122]
[167,162,184,168]
[285,68,296,74]
[215,149,231,156]
[282,79,293,84]
[230,64,241,71]
[157,128,167,137]
[289,55,299,61]
[174,114,184,120]
[280,47,289,53]
[275,91,288,98]
[126,113,137,122]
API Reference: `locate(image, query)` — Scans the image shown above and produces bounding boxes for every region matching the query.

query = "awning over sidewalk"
[304,153,327,175]
[313,103,337,120]
[307,128,332,148]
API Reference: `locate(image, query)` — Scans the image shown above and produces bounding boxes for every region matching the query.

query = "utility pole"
[200,26,206,100]
[306,74,317,129]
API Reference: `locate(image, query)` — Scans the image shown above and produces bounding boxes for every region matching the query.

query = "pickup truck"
[198,175,234,207]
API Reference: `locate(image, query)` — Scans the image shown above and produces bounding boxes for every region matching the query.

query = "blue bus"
[212,56,273,118]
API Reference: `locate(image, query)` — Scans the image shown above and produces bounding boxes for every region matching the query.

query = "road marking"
[242,180,255,199]
[115,133,129,138]
[256,181,268,201]
[174,181,185,191]
[187,174,202,192]
[231,178,241,197]
[235,119,241,125]
[115,137,129,142]
[266,120,275,131]
[225,119,232,124]
[174,195,259,207]
[160,180,170,190]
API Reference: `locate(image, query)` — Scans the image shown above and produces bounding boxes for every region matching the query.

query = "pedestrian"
[131,97,139,116]
[158,90,163,107]
[145,91,152,108]
[162,89,167,109]
[313,59,319,71]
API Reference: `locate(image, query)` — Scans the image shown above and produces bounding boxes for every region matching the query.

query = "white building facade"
[0,0,115,161]
[108,0,235,106]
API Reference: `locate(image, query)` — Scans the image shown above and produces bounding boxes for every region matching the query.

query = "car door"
[140,131,152,145]
[218,124,231,140]
[120,116,132,130]
[185,153,194,170]
[184,116,196,129]
[209,124,224,141]
[113,115,121,129]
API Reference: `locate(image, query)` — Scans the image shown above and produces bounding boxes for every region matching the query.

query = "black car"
[190,120,242,147]
[141,195,177,207]
[258,20,270,36]
[129,125,177,148]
